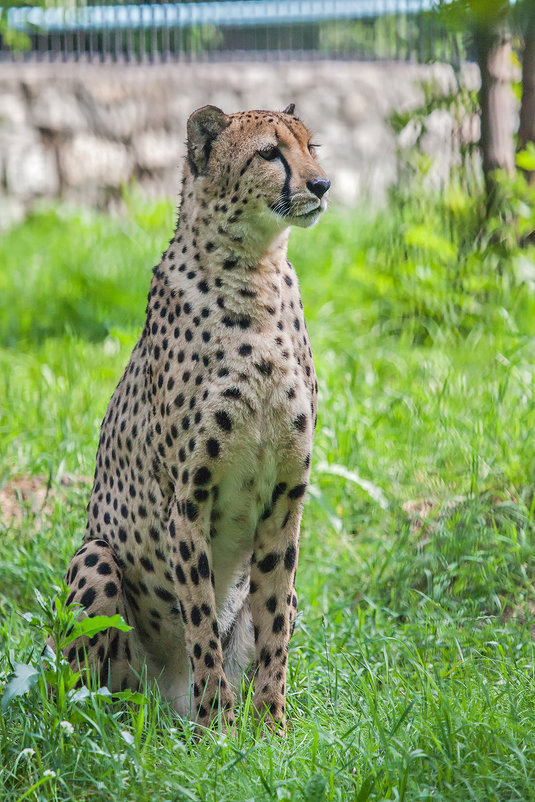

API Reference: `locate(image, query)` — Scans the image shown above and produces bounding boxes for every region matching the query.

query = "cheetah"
[59,103,330,733]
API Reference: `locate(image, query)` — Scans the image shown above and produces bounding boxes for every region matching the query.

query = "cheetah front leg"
[167,499,235,731]
[249,488,304,734]
[54,538,141,692]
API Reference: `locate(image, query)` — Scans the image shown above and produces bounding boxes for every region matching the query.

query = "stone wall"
[0,60,480,227]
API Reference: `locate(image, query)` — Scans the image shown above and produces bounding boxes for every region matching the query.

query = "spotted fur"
[57,104,330,733]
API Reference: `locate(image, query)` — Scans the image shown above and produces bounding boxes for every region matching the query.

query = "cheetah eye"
[258,147,281,161]
[308,143,320,155]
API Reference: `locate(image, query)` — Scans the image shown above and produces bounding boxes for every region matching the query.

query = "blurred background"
[3,4,535,799]
[1,0,533,225]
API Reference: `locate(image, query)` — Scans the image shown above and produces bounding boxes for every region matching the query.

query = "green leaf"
[68,686,146,705]
[20,611,44,627]
[113,690,149,705]
[43,668,80,690]
[63,614,131,646]
[1,662,40,711]
[516,146,535,172]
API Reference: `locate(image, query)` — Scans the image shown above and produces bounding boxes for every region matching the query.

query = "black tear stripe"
[279,151,292,212]
[269,151,292,215]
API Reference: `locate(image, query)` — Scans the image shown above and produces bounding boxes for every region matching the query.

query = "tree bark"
[518,5,535,181]
[475,19,515,201]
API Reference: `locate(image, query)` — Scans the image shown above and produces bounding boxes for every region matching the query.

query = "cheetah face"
[187,104,330,232]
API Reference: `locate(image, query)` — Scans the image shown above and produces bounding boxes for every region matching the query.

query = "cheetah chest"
[207,384,313,604]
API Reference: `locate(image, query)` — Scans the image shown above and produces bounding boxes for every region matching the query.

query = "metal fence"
[0,0,468,63]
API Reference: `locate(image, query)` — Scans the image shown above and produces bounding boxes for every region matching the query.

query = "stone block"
[461,113,480,145]
[91,97,149,140]
[134,129,183,171]
[420,108,454,155]
[460,62,481,91]
[30,83,87,133]
[423,63,457,97]
[0,90,27,127]
[61,133,133,188]
[2,128,59,198]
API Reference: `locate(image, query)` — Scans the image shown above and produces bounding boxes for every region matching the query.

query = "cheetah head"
[186,104,330,233]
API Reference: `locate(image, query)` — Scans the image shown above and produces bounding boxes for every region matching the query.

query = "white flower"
[20,748,35,760]
[43,769,56,778]
[60,720,74,735]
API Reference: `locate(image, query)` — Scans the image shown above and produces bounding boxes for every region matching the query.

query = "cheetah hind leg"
[48,539,142,693]
[222,595,255,697]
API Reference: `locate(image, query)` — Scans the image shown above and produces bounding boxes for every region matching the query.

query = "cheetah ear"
[283,103,296,116]
[187,105,230,176]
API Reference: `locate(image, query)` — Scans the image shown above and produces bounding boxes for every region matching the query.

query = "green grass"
[1,190,535,801]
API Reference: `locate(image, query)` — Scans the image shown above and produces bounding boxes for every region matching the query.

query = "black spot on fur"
[272,482,287,505]
[289,484,307,500]
[80,587,96,608]
[215,411,232,432]
[154,587,174,602]
[272,614,284,633]
[284,544,297,571]
[222,387,241,399]
[186,500,199,521]
[179,541,191,561]
[254,361,273,377]
[257,552,280,573]
[193,467,211,485]
[206,438,220,458]
[266,595,277,613]
[204,653,215,668]
[198,552,210,578]
[294,414,307,432]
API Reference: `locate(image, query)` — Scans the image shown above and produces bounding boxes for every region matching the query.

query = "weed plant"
[1,186,535,800]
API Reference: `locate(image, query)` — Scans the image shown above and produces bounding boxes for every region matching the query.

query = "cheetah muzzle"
[57,103,330,734]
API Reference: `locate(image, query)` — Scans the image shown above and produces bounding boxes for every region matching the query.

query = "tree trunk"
[475,20,515,203]
[518,6,535,182]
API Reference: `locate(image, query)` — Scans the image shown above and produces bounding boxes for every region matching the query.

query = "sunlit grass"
[1,194,535,800]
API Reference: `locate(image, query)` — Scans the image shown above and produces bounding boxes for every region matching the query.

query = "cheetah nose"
[306,177,331,199]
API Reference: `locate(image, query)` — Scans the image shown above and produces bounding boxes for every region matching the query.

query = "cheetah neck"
[164,178,294,322]
[177,175,290,263]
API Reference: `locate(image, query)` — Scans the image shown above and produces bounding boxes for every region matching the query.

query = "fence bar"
[0,0,467,64]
